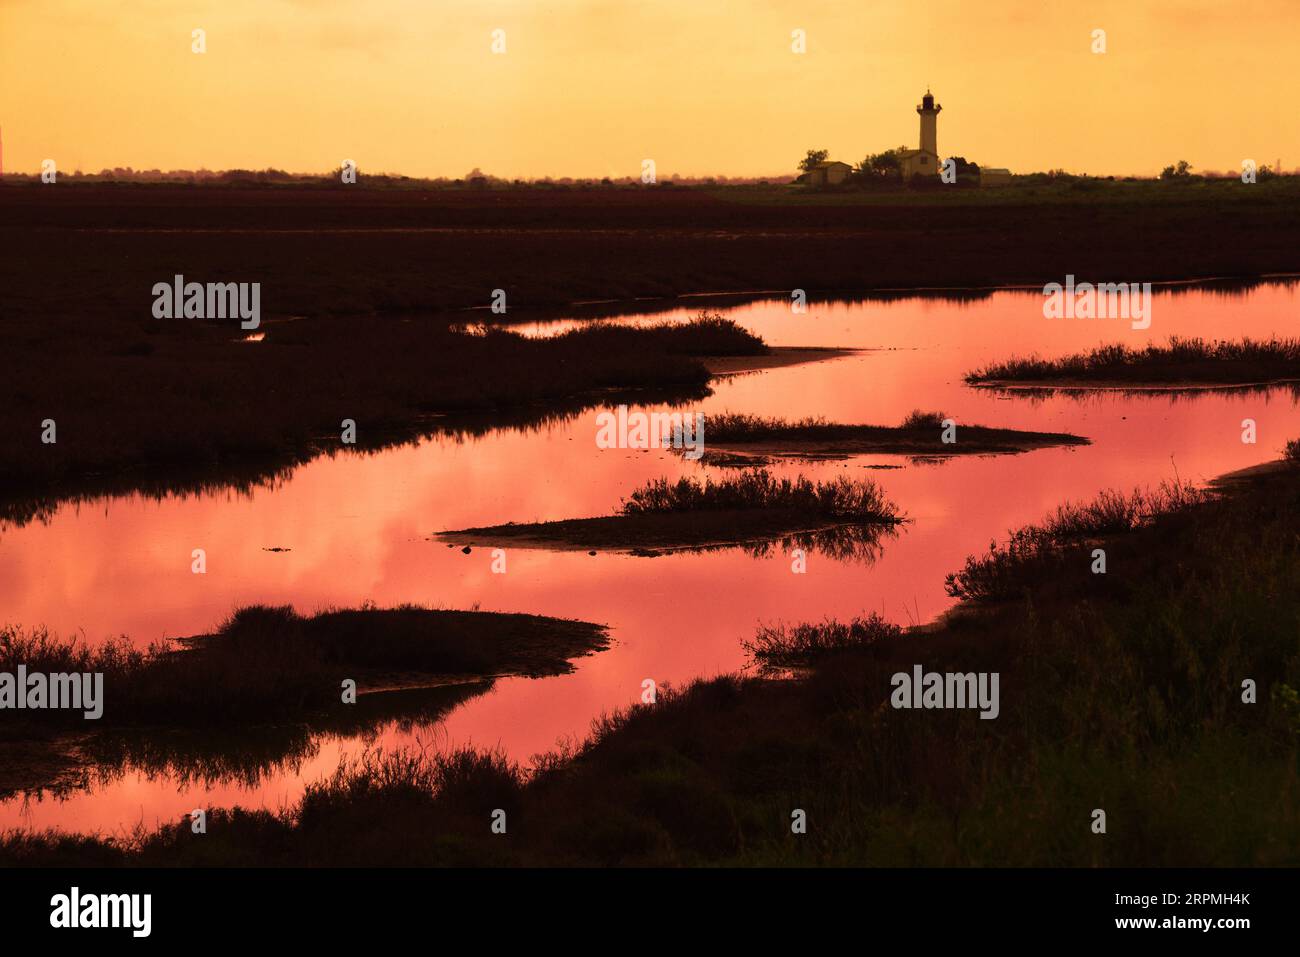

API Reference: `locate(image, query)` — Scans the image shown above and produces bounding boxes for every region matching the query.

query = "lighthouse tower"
[917,88,941,156]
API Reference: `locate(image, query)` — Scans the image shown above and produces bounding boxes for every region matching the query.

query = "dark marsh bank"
[4,179,1298,516]
[0,313,763,524]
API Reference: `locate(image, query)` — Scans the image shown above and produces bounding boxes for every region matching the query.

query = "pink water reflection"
[2,282,1298,833]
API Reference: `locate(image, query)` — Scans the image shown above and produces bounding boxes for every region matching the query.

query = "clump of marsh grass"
[703,413,836,441]
[300,746,524,820]
[743,613,903,669]
[554,312,767,357]
[966,336,1300,384]
[899,409,948,430]
[620,469,902,523]
[0,628,150,678]
[703,410,950,442]
[945,480,1213,601]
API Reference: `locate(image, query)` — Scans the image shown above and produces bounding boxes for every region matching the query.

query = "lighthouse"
[917,89,941,157]
[898,89,942,179]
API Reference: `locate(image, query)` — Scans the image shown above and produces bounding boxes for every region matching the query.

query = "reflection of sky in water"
[3,282,1299,833]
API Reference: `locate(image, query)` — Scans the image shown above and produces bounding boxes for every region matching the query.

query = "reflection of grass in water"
[738,522,899,564]
[81,682,490,791]
[633,520,899,564]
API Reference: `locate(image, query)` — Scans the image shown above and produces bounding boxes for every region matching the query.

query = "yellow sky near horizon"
[0,0,1295,179]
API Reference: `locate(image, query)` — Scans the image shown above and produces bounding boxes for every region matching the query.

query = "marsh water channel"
[3,281,1298,834]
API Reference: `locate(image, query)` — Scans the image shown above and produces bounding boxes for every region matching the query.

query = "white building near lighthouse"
[897,89,941,179]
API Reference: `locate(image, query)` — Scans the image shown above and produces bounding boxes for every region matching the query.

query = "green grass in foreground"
[967,336,1300,385]
[4,453,1299,866]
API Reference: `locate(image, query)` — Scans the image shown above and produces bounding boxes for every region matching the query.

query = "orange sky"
[1,0,1295,179]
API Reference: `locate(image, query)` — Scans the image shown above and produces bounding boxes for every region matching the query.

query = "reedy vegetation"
[967,336,1300,384]
[620,469,902,523]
